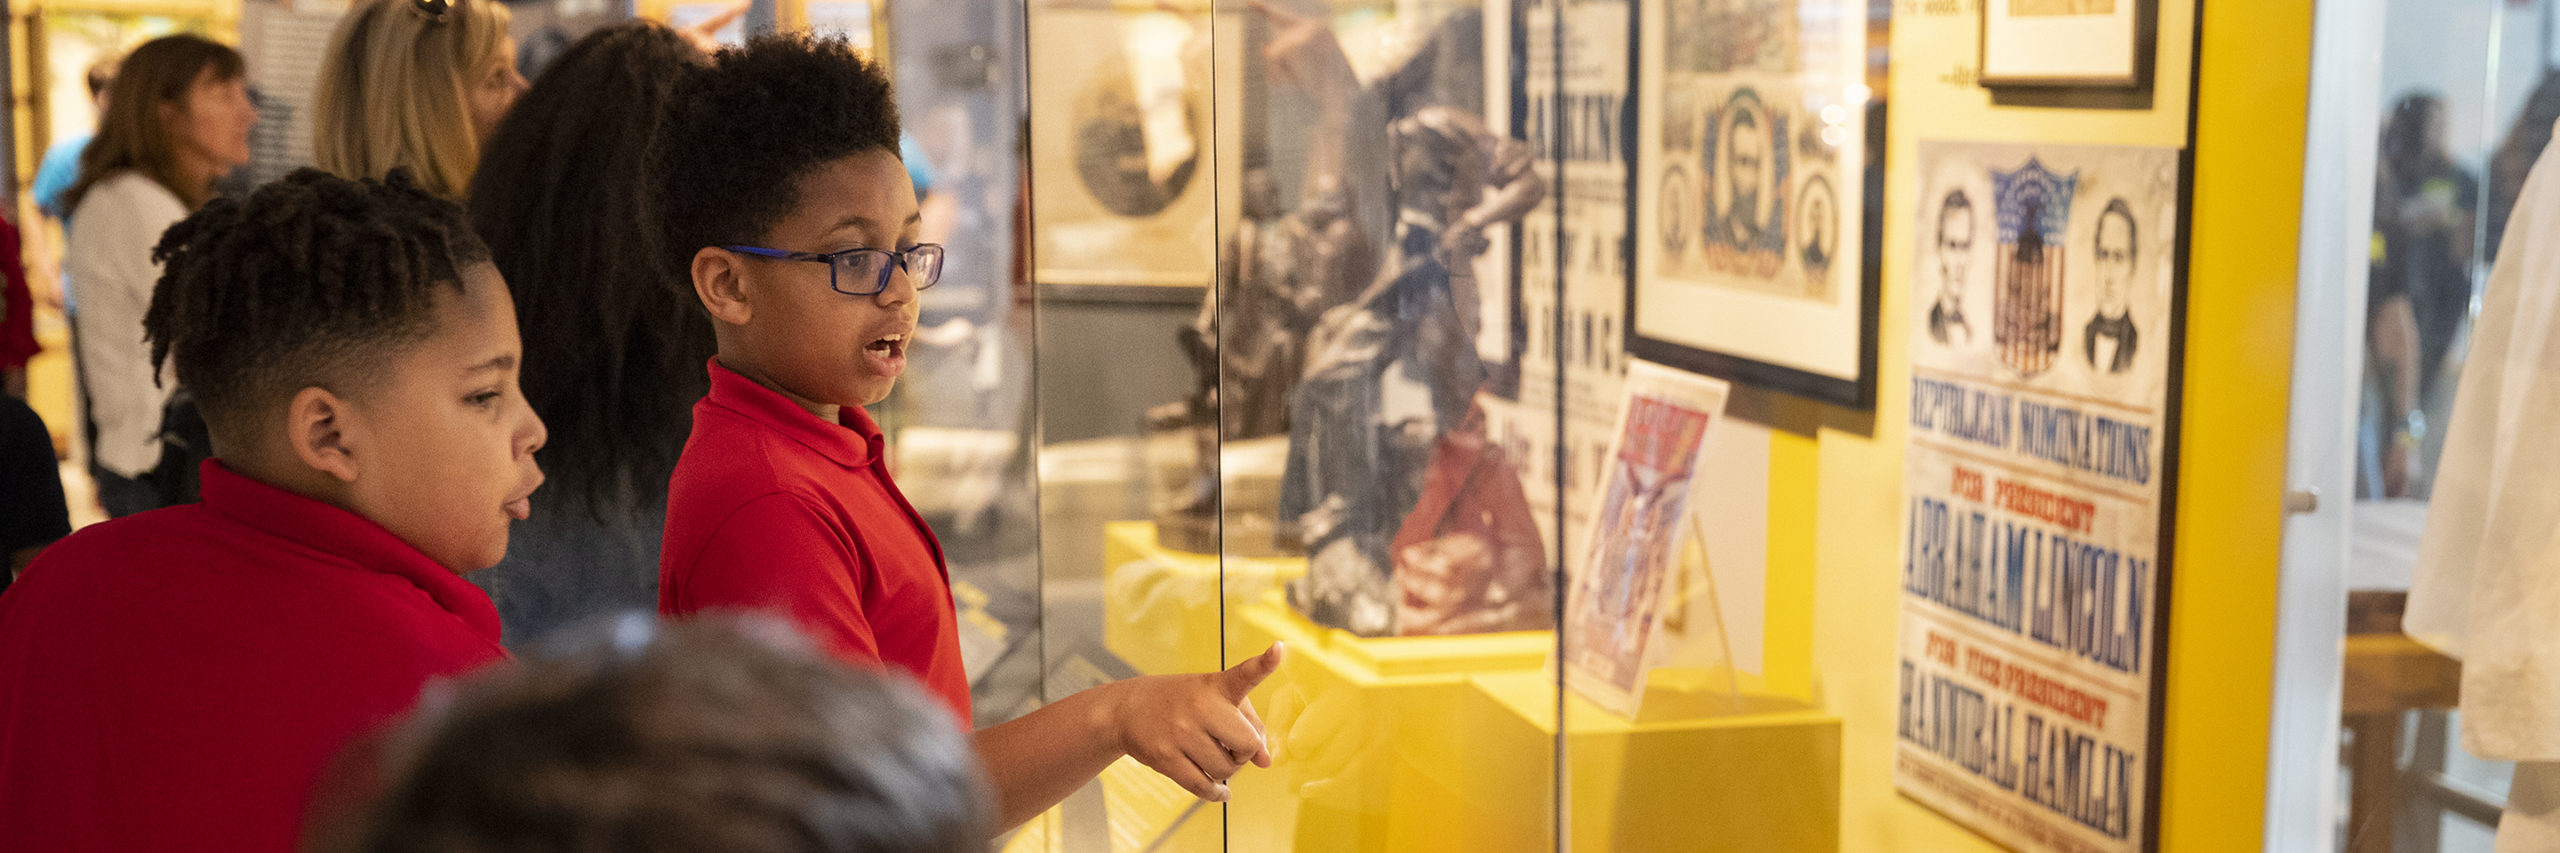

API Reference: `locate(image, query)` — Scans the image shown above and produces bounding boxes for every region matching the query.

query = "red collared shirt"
[0,460,506,851]
[659,359,970,724]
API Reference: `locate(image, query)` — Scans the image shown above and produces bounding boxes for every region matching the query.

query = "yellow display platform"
[1082,521,1841,851]
[1466,670,1841,852]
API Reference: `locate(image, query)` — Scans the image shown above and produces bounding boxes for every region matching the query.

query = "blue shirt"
[34,134,88,315]
[34,134,88,221]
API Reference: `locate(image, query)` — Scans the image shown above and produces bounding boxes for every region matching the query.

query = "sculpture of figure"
[1272,176,1372,346]
[1208,170,1374,440]
[1149,170,1287,552]
[1279,105,1546,636]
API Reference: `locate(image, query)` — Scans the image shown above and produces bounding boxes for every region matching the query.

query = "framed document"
[1631,0,1883,408]
[1979,0,2150,88]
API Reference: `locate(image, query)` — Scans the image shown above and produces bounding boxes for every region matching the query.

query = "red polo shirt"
[659,359,970,724]
[0,461,507,851]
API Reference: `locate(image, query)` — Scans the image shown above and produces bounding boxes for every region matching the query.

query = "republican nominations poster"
[1895,140,2182,853]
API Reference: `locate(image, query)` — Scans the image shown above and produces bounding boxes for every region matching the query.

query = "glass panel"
[2336,0,2550,849]
[867,0,1044,734]
[1547,0,1879,848]
[1020,1,1229,850]
[1211,0,1564,847]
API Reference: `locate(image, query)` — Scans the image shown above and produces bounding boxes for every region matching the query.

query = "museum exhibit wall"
[1794,0,2309,848]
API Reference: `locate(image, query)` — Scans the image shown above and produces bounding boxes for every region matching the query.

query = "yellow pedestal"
[1092,522,1840,852]
[1467,670,1841,852]
[1223,599,1555,853]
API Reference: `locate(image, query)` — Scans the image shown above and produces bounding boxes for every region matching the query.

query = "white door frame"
[2265,0,2387,847]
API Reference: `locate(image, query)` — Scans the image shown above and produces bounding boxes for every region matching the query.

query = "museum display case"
[1008,0,1866,848]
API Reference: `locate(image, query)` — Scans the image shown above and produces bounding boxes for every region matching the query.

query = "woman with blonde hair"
[61,33,256,517]
[313,0,528,198]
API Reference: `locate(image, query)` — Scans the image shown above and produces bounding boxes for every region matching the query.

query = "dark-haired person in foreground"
[326,614,988,853]
[0,169,540,849]
[656,34,1280,831]
[466,21,713,646]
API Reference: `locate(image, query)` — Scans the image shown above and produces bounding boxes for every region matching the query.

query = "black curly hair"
[470,21,711,517]
[653,32,901,278]
[143,167,491,444]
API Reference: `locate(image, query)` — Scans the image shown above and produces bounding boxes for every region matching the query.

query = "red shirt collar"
[704,358,884,469]
[196,460,503,644]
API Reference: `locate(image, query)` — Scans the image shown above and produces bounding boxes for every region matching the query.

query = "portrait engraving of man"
[1800,174,1837,282]
[2084,197,2140,374]
[1700,89,1789,276]
[1929,189,1975,346]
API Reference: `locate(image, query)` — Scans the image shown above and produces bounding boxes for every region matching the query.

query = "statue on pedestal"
[1280,106,1546,637]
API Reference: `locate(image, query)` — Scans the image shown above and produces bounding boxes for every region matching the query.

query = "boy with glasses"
[654,34,1282,833]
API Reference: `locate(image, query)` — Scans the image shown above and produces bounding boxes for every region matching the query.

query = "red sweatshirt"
[659,359,971,725]
[0,461,507,851]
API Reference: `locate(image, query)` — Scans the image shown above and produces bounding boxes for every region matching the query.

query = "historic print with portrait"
[1632,0,1880,407]
[1910,141,2179,399]
[1896,140,2184,853]
[1027,8,1231,287]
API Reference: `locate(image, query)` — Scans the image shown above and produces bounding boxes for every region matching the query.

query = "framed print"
[1979,0,2149,88]
[1630,0,1884,409]
[1027,8,1228,287]
[1563,361,1731,718]
[1894,139,2186,853]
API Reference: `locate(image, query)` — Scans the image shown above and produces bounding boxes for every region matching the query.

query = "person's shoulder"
[89,171,178,201]
[666,413,845,537]
[68,172,184,228]
[5,506,224,605]
[671,401,864,502]
[671,406,784,495]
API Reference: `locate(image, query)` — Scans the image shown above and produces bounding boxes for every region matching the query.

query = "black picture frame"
[1977,0,2157,90]
[1622,0,1887,411]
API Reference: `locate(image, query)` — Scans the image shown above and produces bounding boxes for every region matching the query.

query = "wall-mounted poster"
[1027,8,1223,287]
[1895,140,2183,853]
[1631,0,1881,408]
[1980,0,2149,88]
[1563,361,1730,718]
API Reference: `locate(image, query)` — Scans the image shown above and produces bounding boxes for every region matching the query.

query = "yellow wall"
[2158,0,2311,845]
[1755,0,2308,848]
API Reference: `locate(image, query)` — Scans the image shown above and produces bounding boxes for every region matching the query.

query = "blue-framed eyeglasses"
[721,243,946,296]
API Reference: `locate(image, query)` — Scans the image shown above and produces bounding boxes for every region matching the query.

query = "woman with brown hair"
[313,0,528,199]
[61,33,254,517]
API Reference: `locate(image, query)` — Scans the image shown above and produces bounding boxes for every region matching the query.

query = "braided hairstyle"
[653,32,901,279]
[144,167,492,444]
